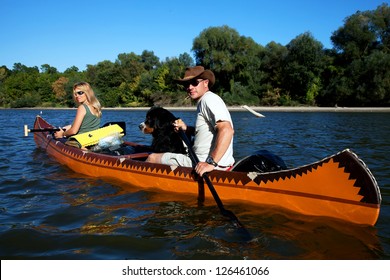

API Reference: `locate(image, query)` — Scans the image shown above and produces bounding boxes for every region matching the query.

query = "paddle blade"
[241,105,265,117]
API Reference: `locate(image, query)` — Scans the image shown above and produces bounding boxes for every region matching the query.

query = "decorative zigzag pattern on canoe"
[206,150,380,205]
[36,115,379,206]
[56,142,379,205]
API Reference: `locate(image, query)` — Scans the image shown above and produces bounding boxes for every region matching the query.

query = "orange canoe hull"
[32,116,381,226]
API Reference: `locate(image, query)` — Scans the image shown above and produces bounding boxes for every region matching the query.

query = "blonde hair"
[73,82,102,118]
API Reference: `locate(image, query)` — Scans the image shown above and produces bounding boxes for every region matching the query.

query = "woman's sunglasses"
[74,91,85,96]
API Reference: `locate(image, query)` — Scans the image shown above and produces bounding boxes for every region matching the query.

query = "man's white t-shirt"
[193,91,234,166]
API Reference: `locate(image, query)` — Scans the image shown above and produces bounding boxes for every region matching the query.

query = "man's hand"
[173,118,187,132]
[195,161,215,176]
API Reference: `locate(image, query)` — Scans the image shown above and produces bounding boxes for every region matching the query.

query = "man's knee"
[146,153,162,163]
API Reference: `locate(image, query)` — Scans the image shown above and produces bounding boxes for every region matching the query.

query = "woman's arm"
[54,105,86,138]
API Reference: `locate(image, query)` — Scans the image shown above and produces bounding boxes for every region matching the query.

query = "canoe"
[31,115,381,226]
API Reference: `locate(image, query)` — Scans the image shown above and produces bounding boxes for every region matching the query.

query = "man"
[146,66,234,176]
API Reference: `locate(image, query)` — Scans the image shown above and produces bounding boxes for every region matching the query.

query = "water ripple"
[0,109,389,259]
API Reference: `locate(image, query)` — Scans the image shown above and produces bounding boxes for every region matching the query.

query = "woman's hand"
[54,128,65,139]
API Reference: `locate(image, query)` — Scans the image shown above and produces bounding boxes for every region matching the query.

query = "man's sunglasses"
[182,79,204,88]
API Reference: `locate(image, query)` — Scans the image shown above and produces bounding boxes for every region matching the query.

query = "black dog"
[139,106,187,154]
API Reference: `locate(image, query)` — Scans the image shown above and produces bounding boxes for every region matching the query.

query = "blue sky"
[1,0,387,72]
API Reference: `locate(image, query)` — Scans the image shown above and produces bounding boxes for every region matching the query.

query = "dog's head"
[139,106,187,154]
[139,106,177,135]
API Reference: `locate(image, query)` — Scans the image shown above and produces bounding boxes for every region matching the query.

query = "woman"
[54,82,102,139]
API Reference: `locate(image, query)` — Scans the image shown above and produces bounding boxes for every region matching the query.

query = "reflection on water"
[0,109,389,259]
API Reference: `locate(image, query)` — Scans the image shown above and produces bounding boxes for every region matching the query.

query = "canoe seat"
[120,152,150,160]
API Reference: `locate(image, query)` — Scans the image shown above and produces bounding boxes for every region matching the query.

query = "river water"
[0,108,389,260]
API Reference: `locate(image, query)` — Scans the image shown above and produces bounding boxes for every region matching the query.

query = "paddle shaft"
[178,129,246,229]
[24,122,125,137]
[24,125,63,136]
[29,128,61,132]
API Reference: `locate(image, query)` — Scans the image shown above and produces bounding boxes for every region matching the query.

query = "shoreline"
[163,106,390,112]
[6,106,390,112]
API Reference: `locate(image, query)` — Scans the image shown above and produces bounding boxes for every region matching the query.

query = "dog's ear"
[145,109,158,128]
[154,118,163,129]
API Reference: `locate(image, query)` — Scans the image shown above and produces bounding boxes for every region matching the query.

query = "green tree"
[193,25,241,90]
[85,59,122,106]
[192,25,264,104]
[353,50,390,105]
[12,63,39,74]
[332,12,375,61]
[141,50,160,71]
[41,64,58,75]
[52,77,70,105]
[3,63,41,107]
[282,32,324,104]
[371,3,390,53]
[328,3,390,106]
[259,42,288,104]
[64,66,80,74]
[331,3,390,62]
[261,41,288,89]
[116,52,146,82]
[63,66,86,91]
[0,66,11,106]
[149,54,194,106]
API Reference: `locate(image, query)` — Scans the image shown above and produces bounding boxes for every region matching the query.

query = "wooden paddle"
[24,125,61,136]
[178,129,251,238]
[24,121,126,137]
[241,105,265,117]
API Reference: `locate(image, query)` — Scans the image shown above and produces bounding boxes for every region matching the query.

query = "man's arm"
[210,120,234,163]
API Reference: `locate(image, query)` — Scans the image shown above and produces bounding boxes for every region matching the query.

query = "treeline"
[1,4,389,108]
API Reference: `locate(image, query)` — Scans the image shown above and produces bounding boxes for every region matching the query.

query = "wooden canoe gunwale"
[32,115,381,225]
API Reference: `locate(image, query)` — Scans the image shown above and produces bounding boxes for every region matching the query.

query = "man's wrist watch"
[206,156,218,167]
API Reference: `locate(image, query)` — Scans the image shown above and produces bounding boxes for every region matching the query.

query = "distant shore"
[115,106,390,113]
[4,106,390,112]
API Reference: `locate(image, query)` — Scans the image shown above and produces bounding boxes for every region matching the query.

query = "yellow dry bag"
[66,124,124,148]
